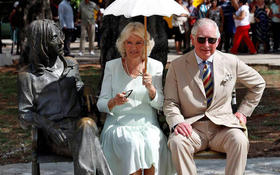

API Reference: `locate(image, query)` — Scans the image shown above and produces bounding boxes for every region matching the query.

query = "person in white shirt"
[230,0,257,54]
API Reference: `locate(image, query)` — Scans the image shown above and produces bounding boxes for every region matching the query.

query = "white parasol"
[103,0,189,72]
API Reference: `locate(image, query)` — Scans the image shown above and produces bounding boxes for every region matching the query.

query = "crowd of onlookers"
[169,0,280,54]
[2,0,280,57]
[4,0,105,58]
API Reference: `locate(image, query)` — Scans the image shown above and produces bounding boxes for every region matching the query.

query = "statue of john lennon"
[18,19,112,175]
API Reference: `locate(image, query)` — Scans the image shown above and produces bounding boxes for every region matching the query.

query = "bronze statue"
[18,19,112,175]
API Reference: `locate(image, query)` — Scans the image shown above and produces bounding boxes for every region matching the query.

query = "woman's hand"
[108,92,128,111]
[142,72,156,100]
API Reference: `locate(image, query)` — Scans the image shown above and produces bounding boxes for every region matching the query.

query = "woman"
[197,0,211,19]
[97,22,175,175]
[230,0,257,54]
[254,0,270,53]
[206,0,224,50]
[206,0,224,30]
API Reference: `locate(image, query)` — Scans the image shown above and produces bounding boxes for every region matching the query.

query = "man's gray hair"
[191,18,220,38]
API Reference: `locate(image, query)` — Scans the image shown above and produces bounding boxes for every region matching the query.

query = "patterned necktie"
[202,61,213,107]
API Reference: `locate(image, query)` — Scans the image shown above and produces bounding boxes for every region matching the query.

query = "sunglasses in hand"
[197,37,217,44]
[124,89,133,98]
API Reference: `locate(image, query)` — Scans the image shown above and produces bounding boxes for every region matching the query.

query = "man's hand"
[174,122,192,137]
[235,112,247,125]
[48,126,68,146]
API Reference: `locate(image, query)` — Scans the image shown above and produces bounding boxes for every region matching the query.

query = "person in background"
[230,0,257,54]
[58,0,75,57]
[50,0,60,23]
[197,0,211,19]
[206,0,224,50]
[18,19,112,175]
[97,22,175,175]
[9,1,24,55]
[249,0,258,45]
[254,0,270,53]
[185,0,198,52]
[78,0,99,56]
[164,18,265,175]
[220,0,236,53]
[172,0,190,55]
[270,0,280,53]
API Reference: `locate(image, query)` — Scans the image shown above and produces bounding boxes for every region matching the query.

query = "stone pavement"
[0,39,279,174]
[0,157,279,174]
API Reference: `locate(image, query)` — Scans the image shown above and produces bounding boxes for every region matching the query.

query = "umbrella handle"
[144,16,148,73]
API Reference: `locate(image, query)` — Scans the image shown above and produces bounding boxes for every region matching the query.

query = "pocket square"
[221,73,233,85]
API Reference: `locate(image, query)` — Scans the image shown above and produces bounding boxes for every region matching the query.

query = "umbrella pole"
[144,16,147,73]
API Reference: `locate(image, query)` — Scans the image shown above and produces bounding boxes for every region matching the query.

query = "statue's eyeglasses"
[125,90,133,98]
[197,37,217,44]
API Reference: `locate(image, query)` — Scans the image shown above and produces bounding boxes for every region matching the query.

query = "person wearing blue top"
[220,0,236,53]
[97,22,175,175]
[197,0,211,19]
[58,0,75,57]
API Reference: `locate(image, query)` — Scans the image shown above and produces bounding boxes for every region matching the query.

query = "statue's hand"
[48,126,68,146]
[33,115,68,145]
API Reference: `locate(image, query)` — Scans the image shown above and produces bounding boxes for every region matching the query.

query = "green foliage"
[80,66,101,91]
[71,0,81,10]
[258,69,280,75]
[0,72,17,100]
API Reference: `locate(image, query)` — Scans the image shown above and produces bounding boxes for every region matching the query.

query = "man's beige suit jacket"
[163,50,266,130]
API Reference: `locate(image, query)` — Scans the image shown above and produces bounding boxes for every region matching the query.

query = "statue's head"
[27,19,64,68]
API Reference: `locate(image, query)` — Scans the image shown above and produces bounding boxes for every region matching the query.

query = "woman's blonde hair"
[116,22,155,58]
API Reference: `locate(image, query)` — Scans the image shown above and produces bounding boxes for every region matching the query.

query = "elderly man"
[78,0,99,56]
[163,18,265,175]
[18,19,111,175]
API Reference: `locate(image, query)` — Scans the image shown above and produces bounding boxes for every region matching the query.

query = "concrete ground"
[0,39,279,174]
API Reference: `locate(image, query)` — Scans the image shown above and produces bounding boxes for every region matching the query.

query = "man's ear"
[190,34,195,45]
[217,37,221,46]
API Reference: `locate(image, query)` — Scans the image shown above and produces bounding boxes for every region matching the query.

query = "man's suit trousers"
[168,120,249,175]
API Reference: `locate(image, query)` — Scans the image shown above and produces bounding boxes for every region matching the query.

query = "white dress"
[97,58,176,175]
